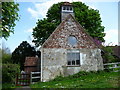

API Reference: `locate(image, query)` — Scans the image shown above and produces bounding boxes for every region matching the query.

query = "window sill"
[66,65,80,67]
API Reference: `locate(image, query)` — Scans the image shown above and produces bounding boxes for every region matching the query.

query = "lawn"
[30,71,120,88]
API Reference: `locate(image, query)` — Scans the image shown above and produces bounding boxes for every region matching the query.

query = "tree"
[2,48,12,64]
[11,41,36,70]
[32,2,105,47]
[2,63,20,83]
[1,43,12,63]
[1,1,19,39]
[102,46,120,63]
[102,46,116,63]
[1,45,20,84]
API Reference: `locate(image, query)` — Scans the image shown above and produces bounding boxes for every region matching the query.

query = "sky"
[2,0,119,52]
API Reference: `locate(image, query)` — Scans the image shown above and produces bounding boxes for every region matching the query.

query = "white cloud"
[24,28,33,33]
[104,29,118,46]
[27,35,35,47]
[88,5,97,10]
[16,0,119,2]
[27,0,83,19]
[28,8,39,19]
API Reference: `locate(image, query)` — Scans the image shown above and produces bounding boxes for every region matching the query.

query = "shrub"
[102,46,116,63]
[2,63,20,83]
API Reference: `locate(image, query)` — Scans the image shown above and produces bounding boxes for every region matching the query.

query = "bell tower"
[61,2,74,22]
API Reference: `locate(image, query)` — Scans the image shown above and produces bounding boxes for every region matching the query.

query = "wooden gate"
[30,72,41,84]
[16,73,30,86]
[104,62,120,72]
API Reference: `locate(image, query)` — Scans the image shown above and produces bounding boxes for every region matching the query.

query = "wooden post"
[30,72,32,84]
[16,73,18,86]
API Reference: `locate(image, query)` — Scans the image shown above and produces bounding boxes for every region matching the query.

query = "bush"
[102,46,116,63]
[1,47,12,64]
[2,63,20,83]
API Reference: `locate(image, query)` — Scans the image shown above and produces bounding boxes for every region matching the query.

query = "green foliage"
[72,2,105,41]
[1,2,19,39]
[1,45,21,89]
[2,83,16,89]
[32,2,105,47]
[2,53,11,64]
[2,63,20,83]
[102,46,117,63]
[53,71,104,81]
[11,41,36,70]
[2,49,12,64]
[0,49,2,64]
[0,45,12,63]
[33,18,58,46]
[30,71,120,88]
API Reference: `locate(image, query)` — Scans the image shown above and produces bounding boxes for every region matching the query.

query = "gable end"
[42,14,98,49]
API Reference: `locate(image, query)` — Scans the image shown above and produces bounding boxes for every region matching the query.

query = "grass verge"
[30,71,120,88]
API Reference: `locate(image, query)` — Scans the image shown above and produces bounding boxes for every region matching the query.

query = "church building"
[40,2,103,82]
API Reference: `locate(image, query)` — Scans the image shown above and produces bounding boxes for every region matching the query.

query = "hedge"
[2,63,20,83]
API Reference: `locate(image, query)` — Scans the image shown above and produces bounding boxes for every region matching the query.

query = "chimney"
[61,2,74,22]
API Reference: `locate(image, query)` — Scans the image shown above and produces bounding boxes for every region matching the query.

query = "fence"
[16,73,30,86]
[30,72,41,84]
[103,62,120,72]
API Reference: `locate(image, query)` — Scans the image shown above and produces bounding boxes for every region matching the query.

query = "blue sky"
[2,0,119,52]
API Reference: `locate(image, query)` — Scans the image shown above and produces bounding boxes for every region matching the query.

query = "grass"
[2,83,22,89]
[30,71,120,88]
[2,71,120,89]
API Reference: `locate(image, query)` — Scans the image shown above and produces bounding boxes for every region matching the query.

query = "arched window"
[70,7,72,11]
[67,7,69,10]
[68,36,77,46]
[63,6,66,10]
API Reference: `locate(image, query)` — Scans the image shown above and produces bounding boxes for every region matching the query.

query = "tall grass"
[30,71,120,88]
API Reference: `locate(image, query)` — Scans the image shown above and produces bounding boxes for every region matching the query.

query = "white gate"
[103,62,120,72]
[30,72,41,84]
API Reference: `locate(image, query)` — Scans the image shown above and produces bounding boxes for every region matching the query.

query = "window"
[70,7,72,10]
[68,36,77,46]
[67,7,69,10]
[62,6,73,11]
[67,50,80,66]
[63,6,66,10]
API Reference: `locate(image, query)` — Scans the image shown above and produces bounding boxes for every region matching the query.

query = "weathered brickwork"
[43,15,97,49]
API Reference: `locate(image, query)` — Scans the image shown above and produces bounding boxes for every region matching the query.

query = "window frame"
[67,36,77,46]
[67,50,80,66]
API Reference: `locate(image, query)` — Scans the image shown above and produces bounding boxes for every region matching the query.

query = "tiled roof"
[62,2,72,6]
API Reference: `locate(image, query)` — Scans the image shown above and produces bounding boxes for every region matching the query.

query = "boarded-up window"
[67,50,80,66]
